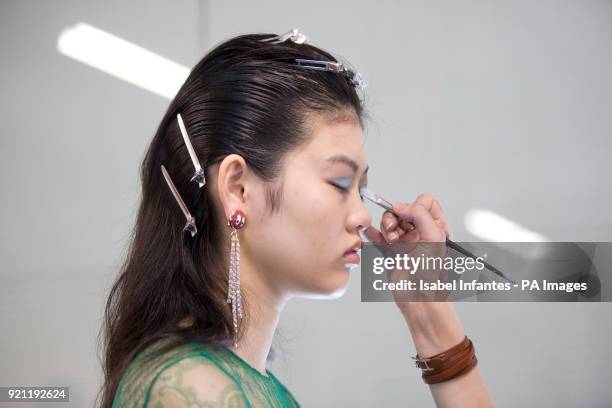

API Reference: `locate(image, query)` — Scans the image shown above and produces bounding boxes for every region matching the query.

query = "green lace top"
[112,340,300,407]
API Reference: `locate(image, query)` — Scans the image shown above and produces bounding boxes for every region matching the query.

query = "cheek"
[253,190,336,259]
[286,184,343,252]
[245,182,350,294]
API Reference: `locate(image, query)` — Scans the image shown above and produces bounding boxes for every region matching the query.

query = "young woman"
[98,30,493,407]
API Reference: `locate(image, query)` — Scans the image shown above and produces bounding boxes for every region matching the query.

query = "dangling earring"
[227,209,245,348]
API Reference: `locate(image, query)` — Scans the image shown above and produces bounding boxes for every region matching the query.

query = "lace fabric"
[112,339,300,407]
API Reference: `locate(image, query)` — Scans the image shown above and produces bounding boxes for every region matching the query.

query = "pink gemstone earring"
[227,209,245,348]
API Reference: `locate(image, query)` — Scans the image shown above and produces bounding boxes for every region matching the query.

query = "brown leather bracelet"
[423,346,477,384]
[412,335,470,371]
[412,335,478,384]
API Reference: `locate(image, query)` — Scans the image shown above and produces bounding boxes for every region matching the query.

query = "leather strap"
[412,335,478,384]
[412,335,470,371]
[423,343,477,384]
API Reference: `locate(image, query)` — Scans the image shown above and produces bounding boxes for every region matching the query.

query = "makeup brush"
[359,188,516,284]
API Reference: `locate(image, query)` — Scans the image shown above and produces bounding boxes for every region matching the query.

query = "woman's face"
[240,112,372,300]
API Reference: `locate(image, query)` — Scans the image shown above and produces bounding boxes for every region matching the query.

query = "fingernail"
[385,220,394,230]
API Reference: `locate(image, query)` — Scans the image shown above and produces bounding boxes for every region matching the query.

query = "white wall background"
[1,0,611,406]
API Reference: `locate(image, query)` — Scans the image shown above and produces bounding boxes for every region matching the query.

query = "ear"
[216,154,250,219]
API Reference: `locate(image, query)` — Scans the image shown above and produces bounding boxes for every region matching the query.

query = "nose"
[348,197,372,235]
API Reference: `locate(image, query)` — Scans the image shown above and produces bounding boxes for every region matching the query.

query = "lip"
[342,240,362,264]
[343,250,361,264]
[343,240,363,256]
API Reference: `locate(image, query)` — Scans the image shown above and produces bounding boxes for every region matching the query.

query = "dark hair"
[97,32,367,407]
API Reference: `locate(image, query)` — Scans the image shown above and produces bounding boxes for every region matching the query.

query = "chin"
[301,268,352,299]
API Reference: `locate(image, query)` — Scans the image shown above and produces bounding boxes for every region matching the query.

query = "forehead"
[295,112,368,170]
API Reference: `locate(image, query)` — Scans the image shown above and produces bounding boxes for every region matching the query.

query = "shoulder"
[146,352,248,408]
[113,341,248,408]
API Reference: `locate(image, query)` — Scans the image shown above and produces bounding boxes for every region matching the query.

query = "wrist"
[399,302,466,357]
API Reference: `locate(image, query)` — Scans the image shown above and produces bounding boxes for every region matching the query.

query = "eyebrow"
[326,154,369,176]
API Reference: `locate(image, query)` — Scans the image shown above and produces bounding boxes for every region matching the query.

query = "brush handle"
[393,213,515,284]
[444,239,516,284]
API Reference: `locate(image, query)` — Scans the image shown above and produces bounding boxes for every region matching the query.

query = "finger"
[392,202,446,242]
[414,193,447,224]
[435,219,451,240]
[397,224,424,244]
[386,226,406,242]
[398,218,417,232]
[414,193,449,239]
[361,225,389,253]
[382,211,398,232]
[380,212,398,242]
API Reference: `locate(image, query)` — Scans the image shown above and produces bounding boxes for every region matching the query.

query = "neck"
[230,259,288,376]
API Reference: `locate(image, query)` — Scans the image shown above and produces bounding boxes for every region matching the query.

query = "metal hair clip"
[161,164,198,237]
[294,58,366,92]
[177,113,206,188]
[259,28,308,44]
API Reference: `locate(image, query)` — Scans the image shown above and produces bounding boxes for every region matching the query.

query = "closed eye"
[331,177,352,191]
[330,179,365,202]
